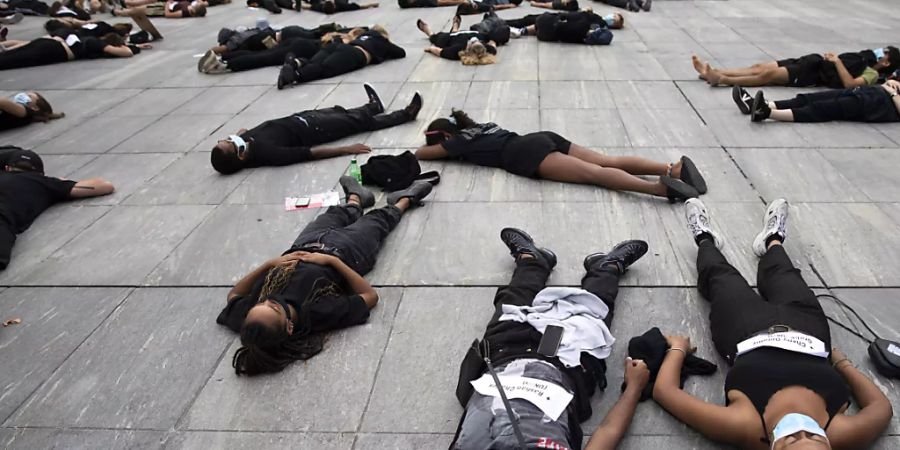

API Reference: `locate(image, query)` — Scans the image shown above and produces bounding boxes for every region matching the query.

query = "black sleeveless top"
[724,348,850,444]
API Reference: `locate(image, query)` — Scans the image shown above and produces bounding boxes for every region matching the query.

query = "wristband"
[667,347,687,356]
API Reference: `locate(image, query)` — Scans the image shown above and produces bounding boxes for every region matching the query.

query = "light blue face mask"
[13,92,31,106]
[771,413,829,449]
[603,14,617,27]
[873,47,885,60]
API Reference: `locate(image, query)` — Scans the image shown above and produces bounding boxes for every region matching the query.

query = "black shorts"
[777,54,824,87]
[398,0,437,6]
[0,221,15,270]
[501,131,571,177]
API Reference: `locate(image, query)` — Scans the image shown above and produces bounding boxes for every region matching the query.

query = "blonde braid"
[258,263,297,301]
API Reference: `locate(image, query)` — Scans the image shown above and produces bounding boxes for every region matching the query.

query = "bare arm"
[103,45,134,58]
[309,143,371,159]
[584,358,650,450]
[227,259,274,302]
[69,178,115,198]
[652,336,745,445]
[827,349,893,450]
[299,252,378,308]
[414,143,449,160]
[826,53,867,88]
[0,98,27,118]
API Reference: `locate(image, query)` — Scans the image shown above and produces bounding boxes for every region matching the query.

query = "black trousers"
[296,43,368,83]
[311,0,360,13]
[288,204,401,275]
[697,241,831,364]
[599,0,629,8]
[0,39,70,71]
[774,89,899,123]
[280,24,338,41]
[505,14,541,28]
[224,38,320,72]
[297,103,412,144]
[0,221,14,271]
[483,258,621,354]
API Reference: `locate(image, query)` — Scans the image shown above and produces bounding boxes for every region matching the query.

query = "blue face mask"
[873,47,885,60]
[13,93,31,106]
[603,14,617,27]
[771,413,828,449]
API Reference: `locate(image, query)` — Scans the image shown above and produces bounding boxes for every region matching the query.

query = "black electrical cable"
[816,293,881,344]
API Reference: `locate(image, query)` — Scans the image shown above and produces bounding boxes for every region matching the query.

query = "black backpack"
[361,151,440,191]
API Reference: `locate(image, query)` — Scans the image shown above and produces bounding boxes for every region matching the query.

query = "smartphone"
[295,197,310,207]
[537,325,564,357]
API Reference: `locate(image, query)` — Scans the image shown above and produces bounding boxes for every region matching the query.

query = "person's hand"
[137,43,152,49]
[665,335,696,354]
[883,79,900,95]
[343,143,371,154]
[823,52,839,63]
[830,347,849,365]
[298,251,337,266]
[624,357,650,390]
[269,251,306,267]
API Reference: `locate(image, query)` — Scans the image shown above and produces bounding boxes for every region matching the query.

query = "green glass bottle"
[349,157,362,183]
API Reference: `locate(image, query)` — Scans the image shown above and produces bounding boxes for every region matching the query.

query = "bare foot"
[704,64,722,86]
[416,19,430,36]
[452,14,461,31]
[691,54,706,78]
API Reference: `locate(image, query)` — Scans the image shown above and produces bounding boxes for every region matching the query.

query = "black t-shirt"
[350,31,406,64]
[0,107,34,131]
[0,171,76,232]
[57,31,108,60]
[853,86,900,122]
[441,122,517,168]
[216,262,370,334]
[77,22,115,38]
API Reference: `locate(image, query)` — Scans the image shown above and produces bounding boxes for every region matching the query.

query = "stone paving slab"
[0,429,167,450]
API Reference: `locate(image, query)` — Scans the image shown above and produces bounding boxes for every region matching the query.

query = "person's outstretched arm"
[652,335,745,445]
[226,252,306,301]
[584,358,650,450]
[826,348,893,450]
[0,97,27,118]
[69,177,115,198]
[414,143,449,160]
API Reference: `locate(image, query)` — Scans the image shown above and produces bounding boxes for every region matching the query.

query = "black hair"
[101,32,126,47]
[44,19,67,33]
[232,318,325,376]
[112,23,134,36]
[885,46,900,74]
[323,1,336,14]
[426,109,477,136]
[210,144,243,174]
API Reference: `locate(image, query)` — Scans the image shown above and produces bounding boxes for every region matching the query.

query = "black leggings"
[598,0,629,8]
[296,43,368,83]
[280,24,338,41]
[774,90,897,123]
[0,221,14,271]
[223,38,320,72]
[0,38,70,71]
[697,241,830,364]
[311,0,360,13]
[288,204,401,275]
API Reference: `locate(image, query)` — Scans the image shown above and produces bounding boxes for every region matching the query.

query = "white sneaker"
[684,198,723,249]
[752,198,788,257]
[509,27,523,39]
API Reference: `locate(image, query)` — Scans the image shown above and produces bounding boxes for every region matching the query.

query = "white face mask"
[771,413,829,449]
[13,92,31,106]
[227,134,247,156]
[873,47,885,60]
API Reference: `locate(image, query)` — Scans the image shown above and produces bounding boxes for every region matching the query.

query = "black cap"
[7,149,44,174]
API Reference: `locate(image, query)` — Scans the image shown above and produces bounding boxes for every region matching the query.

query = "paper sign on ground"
[284,191,340,211]
[470,375,573,421]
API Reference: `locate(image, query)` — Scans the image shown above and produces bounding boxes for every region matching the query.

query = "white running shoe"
[752,198,788,257]
[509,27,523,39]
[684,198,723,249]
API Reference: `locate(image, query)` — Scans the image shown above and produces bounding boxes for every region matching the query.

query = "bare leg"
[768,109,795,122]
[716,61,778,77]
[568,144,678,177]
[494,3,517,10]
[537,152,668,197]
[360,2,378,8]
[124,0,155,6]
[706,65,790,87]
[436,0,468,4]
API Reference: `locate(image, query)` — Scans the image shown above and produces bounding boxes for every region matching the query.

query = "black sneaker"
[499,227,557,269]
[750,90,770,122]
[662,176,699,202]
[386,180,433,207]
[339,175,375,208]
[626,0,640,12]
[363,83,384,114]
[405,91,423,120]
[641,0,651,12]
[583,239,648,274]
[678,156,707,195]
[732,86,753,115]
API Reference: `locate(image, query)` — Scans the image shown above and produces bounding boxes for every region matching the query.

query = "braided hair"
[231,263,339,375]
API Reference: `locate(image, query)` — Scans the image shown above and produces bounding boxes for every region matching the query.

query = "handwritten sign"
[470,375,573,421]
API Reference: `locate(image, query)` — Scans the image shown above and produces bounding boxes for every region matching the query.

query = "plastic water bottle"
[349,157,362,183]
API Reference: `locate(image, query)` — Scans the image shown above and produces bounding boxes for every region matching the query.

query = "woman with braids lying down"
[216,176,433,375]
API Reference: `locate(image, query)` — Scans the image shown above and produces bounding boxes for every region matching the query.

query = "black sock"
[765,232,784,247]
[695,232,713,246]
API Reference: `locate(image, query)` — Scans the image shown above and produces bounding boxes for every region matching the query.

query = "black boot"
[339,175,375,208]
[386,180,433,207]
[363,83,384,114]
